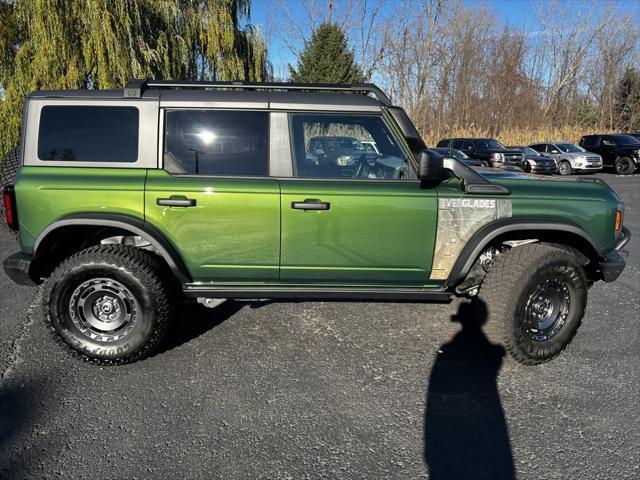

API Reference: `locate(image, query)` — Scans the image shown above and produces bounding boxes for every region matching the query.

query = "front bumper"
[3,252,37,286]
[599,227,631,282]
[530,163,557,173]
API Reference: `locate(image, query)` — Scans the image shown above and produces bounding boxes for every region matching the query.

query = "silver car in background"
[529,141,603,176]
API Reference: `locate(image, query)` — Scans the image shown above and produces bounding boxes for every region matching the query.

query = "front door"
[279,113,438,286]
[145,109,280,284]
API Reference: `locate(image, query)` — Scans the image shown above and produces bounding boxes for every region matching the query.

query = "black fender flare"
[446,218,604,287]
[33,213,192,284]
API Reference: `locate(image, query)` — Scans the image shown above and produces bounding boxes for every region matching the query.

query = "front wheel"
[558,161,572,176]
[44,245,174,365]
[479,243,587,365]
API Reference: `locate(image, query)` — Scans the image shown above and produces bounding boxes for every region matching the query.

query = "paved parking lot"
[1,173,638,479]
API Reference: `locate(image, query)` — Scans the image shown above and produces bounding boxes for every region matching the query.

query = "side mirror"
[418,150,444,182]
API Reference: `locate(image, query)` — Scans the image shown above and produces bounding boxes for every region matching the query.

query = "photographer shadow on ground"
[424,299,515,480]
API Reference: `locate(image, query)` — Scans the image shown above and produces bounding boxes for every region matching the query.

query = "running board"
[183,286,451,302]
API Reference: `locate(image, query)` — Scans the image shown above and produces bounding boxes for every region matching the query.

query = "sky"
[249,0,640,78]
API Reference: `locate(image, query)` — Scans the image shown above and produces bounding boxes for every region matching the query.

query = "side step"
[183,286,451,302]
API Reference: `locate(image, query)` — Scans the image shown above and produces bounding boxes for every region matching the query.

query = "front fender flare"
[446,218,603,287]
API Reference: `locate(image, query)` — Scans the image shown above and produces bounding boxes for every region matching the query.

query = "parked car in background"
[628,132,640,141]
[508,146,558,174]
[579,134,640,175]
[529,142,602,176]
[433,147,482,167]
[361,140,380,154]
[307,136,371,166]
[436,138,526,169]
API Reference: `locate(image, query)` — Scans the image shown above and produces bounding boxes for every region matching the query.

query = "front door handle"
[291,200,331,211]
[157,196,197,207]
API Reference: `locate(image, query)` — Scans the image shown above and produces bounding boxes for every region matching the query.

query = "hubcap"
[619,160,629,173]
[523,277,570,342]
[69,278,138,342]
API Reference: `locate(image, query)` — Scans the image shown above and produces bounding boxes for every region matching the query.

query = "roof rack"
[124,79,392,104]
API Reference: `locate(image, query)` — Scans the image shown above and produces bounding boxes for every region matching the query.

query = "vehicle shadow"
[156,299,246,354]
[424,299,515,480]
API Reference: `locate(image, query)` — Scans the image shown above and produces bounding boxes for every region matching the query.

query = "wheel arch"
[33,213,191,284]
[446,218,603,287]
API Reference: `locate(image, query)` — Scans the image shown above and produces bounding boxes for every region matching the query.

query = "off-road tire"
[479,243,587,365]
[43,245,174,365]
[614,156,635,175]
[0,147,20,239]
[558,161,572,176]
[0,146,19,188]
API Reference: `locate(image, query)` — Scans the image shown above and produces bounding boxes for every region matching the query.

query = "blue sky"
[250,0,639,76]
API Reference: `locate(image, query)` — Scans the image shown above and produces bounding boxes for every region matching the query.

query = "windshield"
[556,143,585,153]
[523,147,541,156]
[610,135,640,145]
[477,139,506,150]
[451,149,469,159]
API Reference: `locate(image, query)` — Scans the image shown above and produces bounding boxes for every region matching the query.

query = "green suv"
[1,80,630,365]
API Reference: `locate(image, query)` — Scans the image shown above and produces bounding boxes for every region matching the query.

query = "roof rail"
[123,79,392,104]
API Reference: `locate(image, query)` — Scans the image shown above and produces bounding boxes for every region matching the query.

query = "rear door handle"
[157,196,197,207]
[291,200,331,211]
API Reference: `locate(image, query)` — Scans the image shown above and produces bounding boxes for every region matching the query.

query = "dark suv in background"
[436,138,526,169]
[579,134,640,175]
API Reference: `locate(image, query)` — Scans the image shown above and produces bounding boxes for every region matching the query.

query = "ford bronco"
[1,80,630,365]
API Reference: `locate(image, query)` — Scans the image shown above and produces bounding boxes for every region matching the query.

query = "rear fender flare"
[34,213,191,284]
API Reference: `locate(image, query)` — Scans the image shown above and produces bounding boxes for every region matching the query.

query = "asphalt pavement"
[1,173,638,479]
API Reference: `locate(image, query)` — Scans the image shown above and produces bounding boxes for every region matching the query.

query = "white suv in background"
[529,142,603,176]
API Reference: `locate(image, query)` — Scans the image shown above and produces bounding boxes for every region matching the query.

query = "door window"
[164,110,269,176]
[290,114,410,180]
[452,140,464,149]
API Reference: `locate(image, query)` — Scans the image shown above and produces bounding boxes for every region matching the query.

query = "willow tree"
[0,0,269,156]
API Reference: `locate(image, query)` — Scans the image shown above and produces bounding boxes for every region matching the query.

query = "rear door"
[145,109,280,284]
[279,113,438,286]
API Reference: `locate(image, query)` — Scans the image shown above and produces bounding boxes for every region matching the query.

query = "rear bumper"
[599,227,631,282]
[2,252,36,286]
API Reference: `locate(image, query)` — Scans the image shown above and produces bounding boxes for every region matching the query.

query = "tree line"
[1,0,639,157]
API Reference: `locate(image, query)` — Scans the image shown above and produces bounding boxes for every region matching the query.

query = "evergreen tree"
[614,66,640,131]
[289,22,364,84]
[0,0,269,156]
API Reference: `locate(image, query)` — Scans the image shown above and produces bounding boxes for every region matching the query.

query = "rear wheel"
[614,157,635,175]
[44,245,174,364]
[479,243,587,365]
[558,161,572,176]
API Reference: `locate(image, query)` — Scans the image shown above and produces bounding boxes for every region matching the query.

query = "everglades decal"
[430,197,512,280]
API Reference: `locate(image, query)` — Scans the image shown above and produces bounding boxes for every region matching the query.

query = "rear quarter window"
[37,106,139,162]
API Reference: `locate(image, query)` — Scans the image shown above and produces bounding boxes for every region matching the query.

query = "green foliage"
[0,0,269,156]
[572,97,598,127]
[614,66,640,131]
[289,22,364,84]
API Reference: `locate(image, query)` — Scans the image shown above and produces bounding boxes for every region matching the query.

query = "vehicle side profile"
[2,80,630,366]
[436,138,526,169]
[579,134,640,175]
[529,142,602,176]
[508,146,557,174]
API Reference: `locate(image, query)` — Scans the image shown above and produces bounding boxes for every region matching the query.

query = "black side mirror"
[418,149,444,183]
